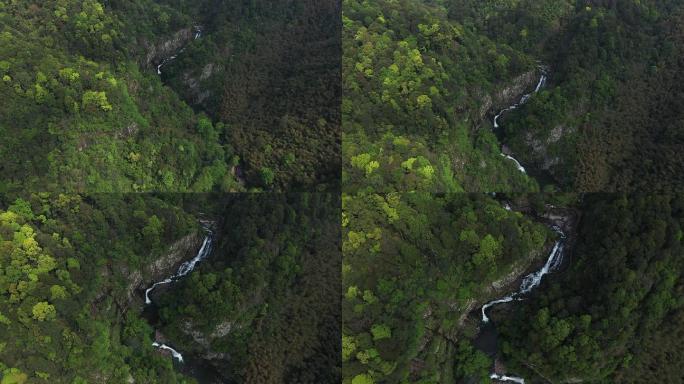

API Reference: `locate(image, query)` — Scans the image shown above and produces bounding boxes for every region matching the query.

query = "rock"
[200,63,217,81]
[492,70,538,109]
[182,63,220,105]
[123,231,203,304]
[142,28,194,69]
[490,254,539,291]
[548,124,565,143]
[479,93,493,119]
[182,321,211,348]
[211,320,235,338]
[474,68,539,122]
[144,232,203,283]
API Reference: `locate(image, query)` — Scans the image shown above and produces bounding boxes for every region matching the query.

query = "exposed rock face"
[489,248,543,292]
[523,123,575,171]
[121,231,203,305]
[144,231,203,283]
[181,62,220,105]
[493,70,538,108]
[142,28,194,68]
[179,318,239,364]
[479,93,493,119]
[182,321,211,348]
[474,68,539,122]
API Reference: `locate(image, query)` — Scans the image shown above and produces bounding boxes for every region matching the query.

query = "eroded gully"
[479,202,569,384]
[145,220,215,363]
[493,69,548,174]
[156,26,203,75]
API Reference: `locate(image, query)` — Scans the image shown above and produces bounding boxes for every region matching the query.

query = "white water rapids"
[482,205,566,384]
[152,342,185,363]
[493,69,548,173]
[157,26,203,75]
[490,373,525,384]
[145,221,214,363]
[481,223,565,323]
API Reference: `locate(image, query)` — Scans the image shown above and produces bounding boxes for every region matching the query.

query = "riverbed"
[142,220,229,383]
[473,201,578,383]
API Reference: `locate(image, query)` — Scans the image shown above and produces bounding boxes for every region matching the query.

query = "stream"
[479,205,567,383]
[481,225,565,323]
[145,221,215,363]
[493,69,548,174]
[157,26,203,75]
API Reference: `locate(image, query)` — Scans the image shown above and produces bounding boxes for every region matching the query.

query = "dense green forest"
[154,0,341,190]
[0,193,340,383]
[0,1,239,192]
[496,194,684,383]
[343,0,684,192]
[471,0,684,191]
[342,192,557,383]
[0,0,340,192]
[3,1,684,384]
[0,193,199,383]
[342,192,684,383]
[154,193,341,383]
[342,0,540,193]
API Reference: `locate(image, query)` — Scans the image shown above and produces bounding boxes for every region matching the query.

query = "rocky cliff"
[142,27,195,69]
[120,231,204,307]
[476,69,540,121]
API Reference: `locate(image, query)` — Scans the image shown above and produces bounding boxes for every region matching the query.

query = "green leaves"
[31,301,56,321]
[370,324,391,340]
[343,192,550,382]
[81,90,112,112]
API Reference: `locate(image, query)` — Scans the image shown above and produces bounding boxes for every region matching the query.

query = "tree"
[50,285,68,300]
[351,373,375,384]
[473,234,500,267]
[259,167,275,186]
[31,302,56,321]
[1,368,28,384]
[142,215,163,247]
[342,334,357,362]
[82,90,112,112]
[371,324,391,340]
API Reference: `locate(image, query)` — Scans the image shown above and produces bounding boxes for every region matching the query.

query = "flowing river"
[493,69,548,174]
[145,221,215,363]
[480,205,567,383]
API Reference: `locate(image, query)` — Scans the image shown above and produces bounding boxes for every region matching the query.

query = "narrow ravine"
[480,204,567,383]
[481,225,565,323]
[493,68,548,174]
[157,25,203,75]
[145,220,215,363]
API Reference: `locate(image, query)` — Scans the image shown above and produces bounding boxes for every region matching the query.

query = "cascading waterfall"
[490,373,525,384]
[493,69,548,173]
[481,223,565,323]
[481,204,566,383]
[500,154,526,173]
[157,26,203,75]
[152,342,185,363]
[145,221,214,363]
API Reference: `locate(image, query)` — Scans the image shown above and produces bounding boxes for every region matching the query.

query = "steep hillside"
[143,0,342,190]
[342,192,563,383]
[344,0,684,192]
[154,193,341,383]
[0,193,200,383]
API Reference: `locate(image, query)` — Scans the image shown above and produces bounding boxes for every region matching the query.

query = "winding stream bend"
[493,69,548,174]
[157,25,203,75]
[480,206,566,383]
[145,221,215,363]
